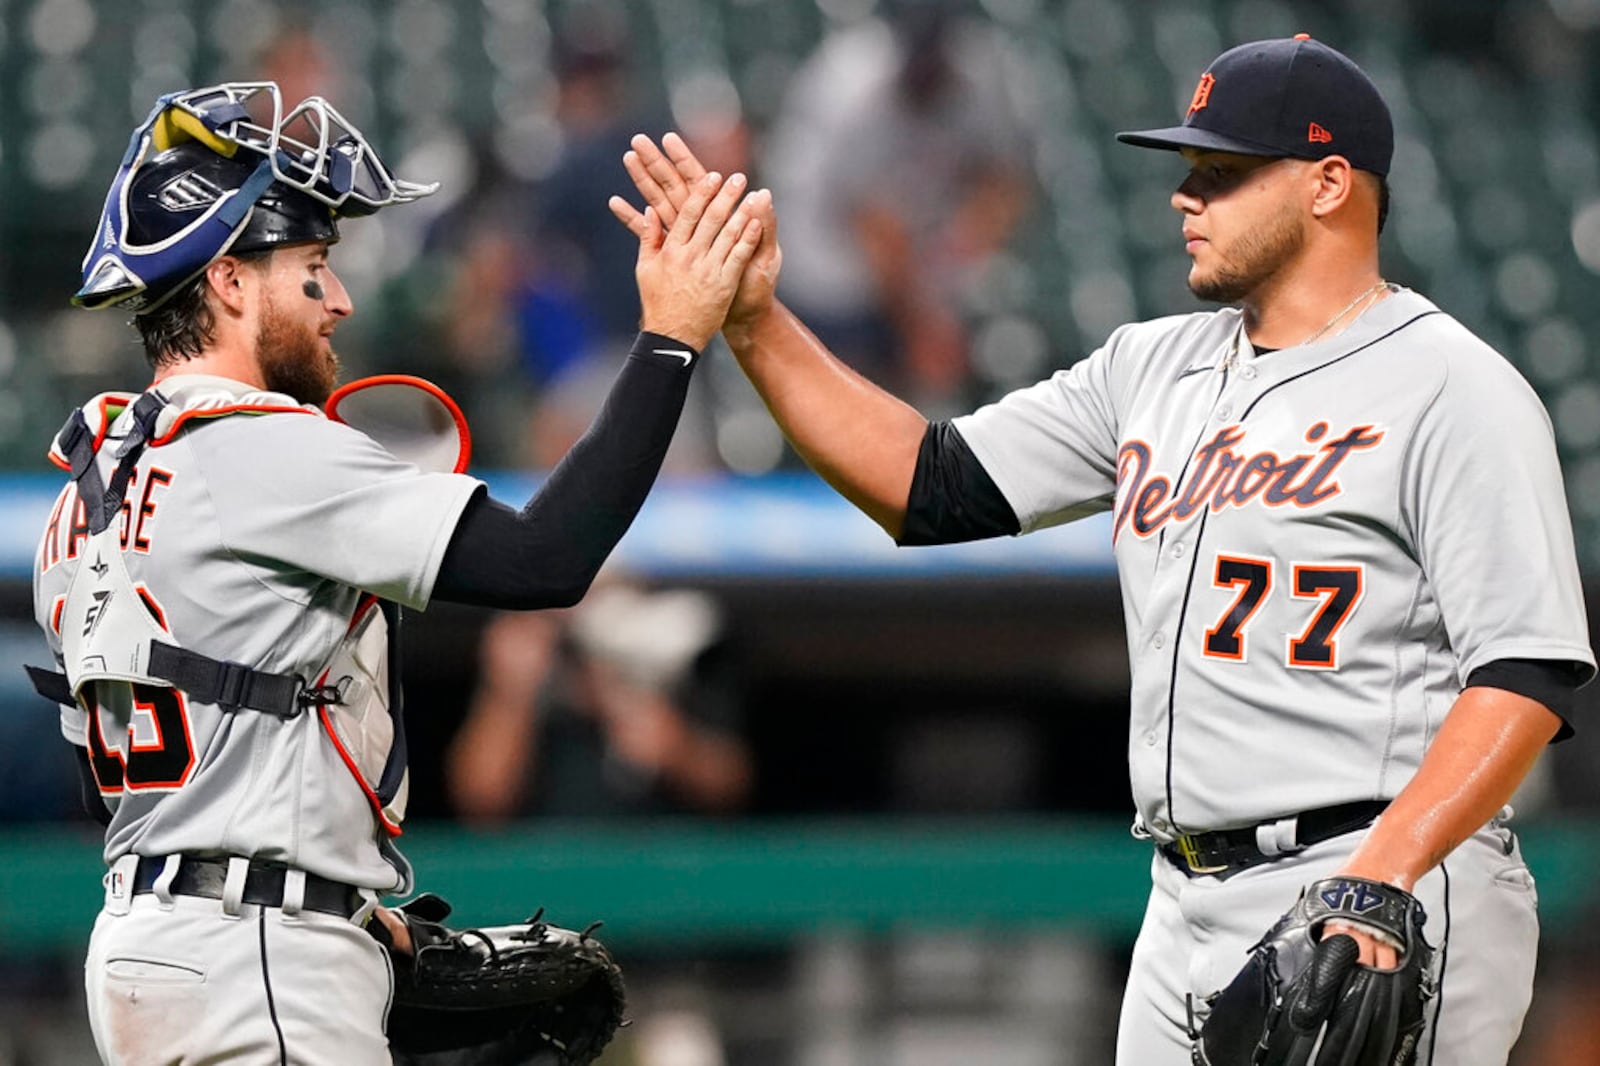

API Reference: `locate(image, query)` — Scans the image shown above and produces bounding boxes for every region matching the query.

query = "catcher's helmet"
[76,82,437,314]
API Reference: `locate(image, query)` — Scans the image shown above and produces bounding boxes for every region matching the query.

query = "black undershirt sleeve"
[898,420,1021,546]
[432,332,698,609]
[1464,658,1584,740]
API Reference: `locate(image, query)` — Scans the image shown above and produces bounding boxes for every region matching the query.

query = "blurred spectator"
[252,22,343,108]
[429,0,742,470]
[762,0,1032,414]
[447,576,752,821]
[519,3,665,386]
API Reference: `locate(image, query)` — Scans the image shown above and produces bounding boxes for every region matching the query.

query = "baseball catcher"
[32,70,757,1064]
[1191,877,1435,1066]
[372,894,626,1065]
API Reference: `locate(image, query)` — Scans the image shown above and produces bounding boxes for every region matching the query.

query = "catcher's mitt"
[1192,876,1435,1066]
[374,893,626,1066]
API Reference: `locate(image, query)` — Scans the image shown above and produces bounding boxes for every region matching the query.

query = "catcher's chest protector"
[36,385,412,832]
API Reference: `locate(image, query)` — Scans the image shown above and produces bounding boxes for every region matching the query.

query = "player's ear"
[206,255,253,314]
[1309,156,1356,221]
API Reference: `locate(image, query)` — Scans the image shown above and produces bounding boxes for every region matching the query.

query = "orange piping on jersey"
[325,374,474,474]
[315,670,403,838]
[148,403,316,447]
[50,595,65,635]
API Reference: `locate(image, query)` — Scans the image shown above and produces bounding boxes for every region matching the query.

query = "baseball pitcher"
[613,35,1594,1066]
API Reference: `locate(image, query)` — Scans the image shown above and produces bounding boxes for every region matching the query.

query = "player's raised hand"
[609,132,782,336]
[630,169,762,351]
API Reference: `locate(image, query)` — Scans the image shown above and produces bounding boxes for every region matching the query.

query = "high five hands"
[629,162,764,352]
[612,133,783,345]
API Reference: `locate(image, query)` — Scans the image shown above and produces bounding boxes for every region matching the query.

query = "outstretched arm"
[434,172,762,608]
[609,133,927,538]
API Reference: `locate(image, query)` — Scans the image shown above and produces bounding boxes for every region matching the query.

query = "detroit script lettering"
[1114,422,1383,541]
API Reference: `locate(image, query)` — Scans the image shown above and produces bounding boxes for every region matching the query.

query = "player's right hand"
[628,169,762,352]
[609,132,782,340]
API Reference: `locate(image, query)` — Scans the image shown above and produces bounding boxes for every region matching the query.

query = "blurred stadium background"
[2,0,1600,1063]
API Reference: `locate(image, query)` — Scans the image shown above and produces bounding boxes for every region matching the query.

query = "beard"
[1188,200,1306,304]
[257,290,339,406]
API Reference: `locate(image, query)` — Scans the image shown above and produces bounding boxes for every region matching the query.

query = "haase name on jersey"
[1114,422,1384,540]
[39,467,177,573]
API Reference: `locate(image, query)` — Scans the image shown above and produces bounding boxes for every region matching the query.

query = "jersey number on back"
[1203,555,1363,669]
[84,685,197,793]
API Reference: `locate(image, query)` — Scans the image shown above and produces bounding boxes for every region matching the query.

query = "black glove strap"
[1301,876,1423,947]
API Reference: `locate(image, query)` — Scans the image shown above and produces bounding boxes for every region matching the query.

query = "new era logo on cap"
[1116,35,1394,177]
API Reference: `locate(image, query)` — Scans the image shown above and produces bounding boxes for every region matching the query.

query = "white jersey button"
[1216,404,1232,420]
[1153,633,1166,649]
[1144,730,1159,747]
[1172,542,1187,558]
[1241,365,1258,380]
[1152,817,1169,832]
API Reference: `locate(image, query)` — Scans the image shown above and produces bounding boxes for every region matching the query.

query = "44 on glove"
[1192,876,1436,1066]
[373,893,626,1065]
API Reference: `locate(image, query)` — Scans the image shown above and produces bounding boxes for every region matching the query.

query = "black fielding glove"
[1192,877,1435,1066]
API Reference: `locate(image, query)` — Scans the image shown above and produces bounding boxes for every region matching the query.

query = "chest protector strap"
[57,391,165,535]
[34,389,318,718]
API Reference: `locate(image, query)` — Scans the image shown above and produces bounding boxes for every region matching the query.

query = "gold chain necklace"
[1224,280,1393,371]
[1298,279,1393,347]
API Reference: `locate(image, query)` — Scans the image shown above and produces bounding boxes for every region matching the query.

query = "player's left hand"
[1192,877,1434,1066]
[374,905,414,955]
[1323,918,1399,969]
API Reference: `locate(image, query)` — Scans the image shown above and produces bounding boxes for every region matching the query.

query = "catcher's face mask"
[75,82,438,314]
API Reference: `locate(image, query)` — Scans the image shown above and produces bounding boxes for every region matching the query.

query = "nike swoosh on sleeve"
[652,348,694,365]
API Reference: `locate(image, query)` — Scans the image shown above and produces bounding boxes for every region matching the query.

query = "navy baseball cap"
[1116,35,1394,177]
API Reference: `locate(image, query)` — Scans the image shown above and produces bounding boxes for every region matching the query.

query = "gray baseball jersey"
[953,287,1594,838]
[33,374,480,892]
